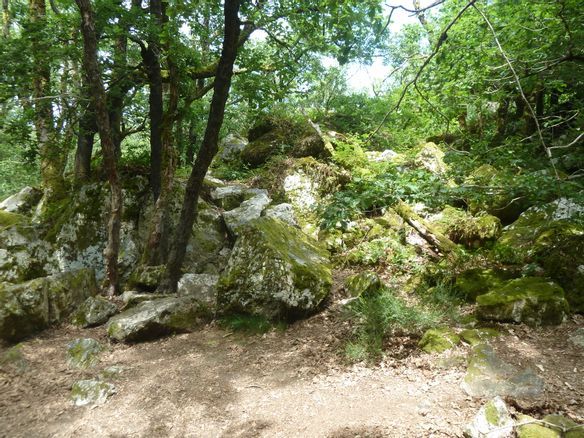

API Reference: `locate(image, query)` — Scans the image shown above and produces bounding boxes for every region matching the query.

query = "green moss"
[0,210,26,229]
[67,338,103,369]
[517,414,584,438]
[460,328,500,346]
[418,327,460,353]
[476,277,569,326]
[484,401,500,425]
[455,268,515,303]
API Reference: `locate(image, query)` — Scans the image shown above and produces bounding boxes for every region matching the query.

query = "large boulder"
[0,222,57,283]
[455,268,516,303]
[431,206,502,248]
[71,296,118,328]
[216,217,332,320]
[494,198,584,312]
[462,344,544,398]
[177,273,219,310]
[0,186,43,215]
[476,277,569,326]
[106,297,209,342]
[0,269,98,342]
[413,142,447,174]
[223,190,271,236]
[218,134,248,162]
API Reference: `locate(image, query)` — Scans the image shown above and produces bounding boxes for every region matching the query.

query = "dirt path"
[1,312,583,437]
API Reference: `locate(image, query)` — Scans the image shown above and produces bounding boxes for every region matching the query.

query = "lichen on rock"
[419,327,461,353]
[216,217,332,320]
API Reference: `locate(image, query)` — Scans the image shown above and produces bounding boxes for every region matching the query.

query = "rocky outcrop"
[177,273,219,310]
[475,277,569,326]
[0,186,43,215]
[217,217,332,320]
[0,269,98,342]
[107,297,209,342]
[223,190,271,236]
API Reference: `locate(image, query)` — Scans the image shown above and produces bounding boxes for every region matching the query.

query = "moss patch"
[418,327,460,353]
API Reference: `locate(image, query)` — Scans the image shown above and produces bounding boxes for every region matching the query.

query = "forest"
[0,0,583,436]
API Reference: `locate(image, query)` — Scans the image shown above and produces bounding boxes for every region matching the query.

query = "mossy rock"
[241,132,281,167]
[344,272,383,298]
[66,338,103,369]
[217,217,332,320]
[107,297,209,343]
[432,206,502,249]
[0,210,26,229]
[126,265,165,292]
[71,296,118,328]
[455,268,516,303]
[517,414,584,438]
[0,343,28,373]
[413,142,447,174]
[0,186,43,215]
[460,328,500,346]
[476,277,569,326]
[419,327,461,353]
[464,396,514,438]
[71,379,115,407]
[0,269,98,342]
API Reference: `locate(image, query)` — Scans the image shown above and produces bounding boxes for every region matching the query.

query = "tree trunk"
[159,0,241,293]
[3,0,10,37]
[75,0,123,296]
[74,84,96,181]
[30,0,64,200]
[185,120,197,165]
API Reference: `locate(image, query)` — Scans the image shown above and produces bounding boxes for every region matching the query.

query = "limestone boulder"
[71,380,115,407]
[177,273,219,310]
[106,297,209,342]
[476,277,569,326]
[0,269,98,342]
[464,397,514,438]
[71,296,117,328]
[66,338,103,369]
[0,186,43,215]
[216,217,332,320]
[223,191,271,236]
[218,134,248,162]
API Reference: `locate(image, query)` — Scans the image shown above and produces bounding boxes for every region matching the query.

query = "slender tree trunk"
[108,32,128,156]
[185,121,197,165]
[158,0,241,293]
[75,0,123,296]
[74,98,96,180]
[2,0,9,37]
[30,0,64,200]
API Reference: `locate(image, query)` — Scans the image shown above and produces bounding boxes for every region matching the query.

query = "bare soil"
[1,310,583,438]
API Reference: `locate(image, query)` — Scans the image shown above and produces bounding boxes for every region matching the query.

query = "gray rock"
[414,142,447,174]
[0,269,98,342]
[0,343,28,374]
[71,380,115,407]
[569,328,584,348]
[211,185,248,210]
[464,397,514,438]
[217,217,332,320]
[263,203,298,227]
[120,290,175,308]
[223,192,271,236]
[66,338,103,369]
[0,186,43,215]
[462,344,544,398]
[177,273,219,309]
[218,134,248,161]
[107,297,208,342]
[72,296,117,328]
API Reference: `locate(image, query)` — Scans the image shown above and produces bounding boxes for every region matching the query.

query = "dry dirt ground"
[1,310,583,438]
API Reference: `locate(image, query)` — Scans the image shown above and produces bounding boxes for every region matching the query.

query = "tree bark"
[159,0,241,293]
[30,0,64,200]
[3,0,10,37]
[75,0,123,296]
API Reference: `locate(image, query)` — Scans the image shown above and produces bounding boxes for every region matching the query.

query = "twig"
[366,0,477,142]
[472,3,559,179]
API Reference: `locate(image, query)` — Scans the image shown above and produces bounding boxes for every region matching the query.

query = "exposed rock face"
[0,223,57,283]
[177,273,219,310]
[107,297,209,342]
[464,397,514,438]
[475,277,569,326]
[419,327,461,353]
[217,217,332,320]
[218,134,248,162]
[66,338,103,369]
[414,142,447,174]
[462,344,544,398]
[223,191,271,236]
[263,203,298,227]
[0,186,43,214]
[71,380,115,407]
[0,269,98,342]
[71,296,117,328]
